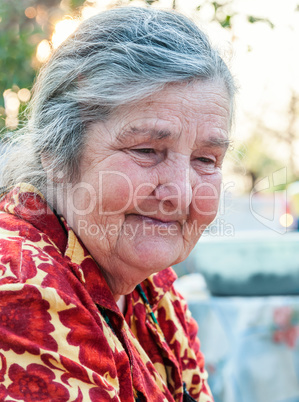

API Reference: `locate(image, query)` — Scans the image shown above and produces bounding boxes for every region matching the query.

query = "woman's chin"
[118,233,183,274]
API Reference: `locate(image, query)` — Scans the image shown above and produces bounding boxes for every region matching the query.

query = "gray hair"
[1,6,236,192]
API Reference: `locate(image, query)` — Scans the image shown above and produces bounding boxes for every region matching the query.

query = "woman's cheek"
[191,175,222,219]
[99,171,135,214]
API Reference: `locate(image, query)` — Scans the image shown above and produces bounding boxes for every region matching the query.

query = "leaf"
[248,15,274,29]
[70,0,87,9]
[220,15,231,28]
[212,2,221,12]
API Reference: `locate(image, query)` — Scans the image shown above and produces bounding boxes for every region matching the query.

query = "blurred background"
[1,1,299,401]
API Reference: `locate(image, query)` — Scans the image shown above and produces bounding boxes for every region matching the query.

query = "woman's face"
[63,80,231,298]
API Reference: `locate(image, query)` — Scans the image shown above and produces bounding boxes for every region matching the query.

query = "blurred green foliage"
[0,1,41,103]
[0,0,85,130]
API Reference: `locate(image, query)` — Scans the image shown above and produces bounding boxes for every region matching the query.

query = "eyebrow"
[117,127,231,149]
[116,127,171,143]
[200,137,231,150]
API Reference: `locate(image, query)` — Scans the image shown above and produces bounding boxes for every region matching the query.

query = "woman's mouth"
[127,213,179,227]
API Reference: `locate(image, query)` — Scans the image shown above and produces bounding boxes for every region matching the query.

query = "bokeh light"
[279,213,294,228]
[81,6,100,20]
[5,116,19,130]
[4,90,20,116]
[3,90,20,129]
[52,19,80,49]
[36,39,51,63]
[17,88,31,103]
[25,7,37,19]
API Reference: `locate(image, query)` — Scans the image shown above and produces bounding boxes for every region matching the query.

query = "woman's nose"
[154,158,194,213]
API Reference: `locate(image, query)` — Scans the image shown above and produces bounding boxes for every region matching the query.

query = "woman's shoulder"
[0,209,73,293]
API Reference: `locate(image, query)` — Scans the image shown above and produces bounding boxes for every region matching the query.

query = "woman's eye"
[132,148,155,155]
[197,157,215,164]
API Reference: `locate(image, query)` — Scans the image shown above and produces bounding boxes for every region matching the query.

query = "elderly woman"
[0,7,235,402]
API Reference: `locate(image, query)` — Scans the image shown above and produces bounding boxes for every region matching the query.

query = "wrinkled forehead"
[84,80,231,155]
[110,80,231,130]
